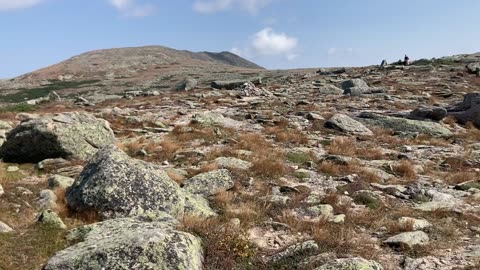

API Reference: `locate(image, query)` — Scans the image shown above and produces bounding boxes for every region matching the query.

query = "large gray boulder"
[325,114,373,136]
[409,106,447,121]
[357,112,453,138]
[341,78,369,91]
[176,78,198,91]
[0,120,12,146]
[466,63,480,74]
[0,112,115,163]
[448,93,480,127]
[67,146,187,219]
[211,77,262,90]
[183,169,233,197]
[316,257,383,270]
[317,84,343,95]
[43,217,203,270]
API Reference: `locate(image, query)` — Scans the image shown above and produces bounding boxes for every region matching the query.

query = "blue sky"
[1,0,479,78]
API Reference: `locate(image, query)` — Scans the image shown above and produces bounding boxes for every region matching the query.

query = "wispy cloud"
[231,27,299,61]
[327,47,354,56]
[0,0,44,12]
[193,0,271,14]
[108,0,156,17]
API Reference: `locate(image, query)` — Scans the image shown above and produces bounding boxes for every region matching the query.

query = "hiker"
[380,59,388,69]
[404,55,410,66]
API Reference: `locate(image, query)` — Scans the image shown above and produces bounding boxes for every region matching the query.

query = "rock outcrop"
[0,112,115,163]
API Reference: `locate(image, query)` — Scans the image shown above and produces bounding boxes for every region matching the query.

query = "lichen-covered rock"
[37,189,58,210]
[384,231,429,248]
[191,111,241,128]
[184,192,217,217]
[398,217,432,231]
[183,169,233,197]
[211,77,262,89]
[67,145,186,219]
[317,84,343,95]
[357,112,453,138]
[306,204,334,219]
[316,257,383,270]
[0,112,115,163]
[214,156,252,170]
[43,217,203,270]
[325,114,373,136]
[37,209,67,229]
[341,78,369,90]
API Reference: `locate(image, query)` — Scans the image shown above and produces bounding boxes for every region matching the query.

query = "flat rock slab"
[357,112,453,138]
[325,113,373,136]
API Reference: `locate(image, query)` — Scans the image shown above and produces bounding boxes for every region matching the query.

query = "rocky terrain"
[0,49,480,270]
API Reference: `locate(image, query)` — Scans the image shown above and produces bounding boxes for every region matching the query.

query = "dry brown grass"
[444,171,478,185]
[187,163,220,177]
[327,136,386,160]
[120,137,181,162]
[277,211,380,260]
[458,122,480,141]
[443,116,457,128]
[166,170,186,185]
[264,126,309,145]
[392,160,418,181]
[0,226,67,270]
[178,216,258,270]
[250,154,289,179]
[318,160,383,183]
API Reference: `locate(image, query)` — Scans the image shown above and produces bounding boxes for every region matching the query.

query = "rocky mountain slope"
[0,46,264,103]
[0,53,480,270]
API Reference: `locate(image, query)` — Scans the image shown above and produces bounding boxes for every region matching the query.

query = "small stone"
[48,175,75,190]
[37,209,67,229]
[7,166,19,172]
[384,231,429,248]
[38,189,58,210]
[316,257,384,270]
[398,217,432,231]
[307,204,334,219]
[0,221,13,233]
[330,214,346,224]
[183,169,233,197]
[0,184,4,196]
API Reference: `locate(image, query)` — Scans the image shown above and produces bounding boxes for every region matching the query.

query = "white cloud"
[327,48,337,55]
[108,0,156,17]
[327,47,354,56]
[252,28,298,55]
[231,28,299,61]
[286,54,298,61]
[0,0,44,11]
[193,0,271,14]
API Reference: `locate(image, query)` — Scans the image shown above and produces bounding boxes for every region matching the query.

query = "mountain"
[0,46,265,102]
[14,46,263,82]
